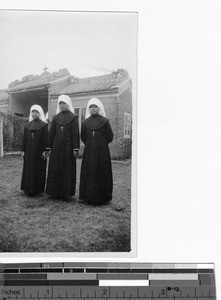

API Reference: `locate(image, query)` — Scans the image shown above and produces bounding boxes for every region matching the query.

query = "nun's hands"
[21,151,25,158]
[73,149,79,157]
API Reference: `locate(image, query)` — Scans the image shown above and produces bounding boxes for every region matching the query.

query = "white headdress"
[85,98,106,119]
[29,104,47,122]
[56,94,74,114]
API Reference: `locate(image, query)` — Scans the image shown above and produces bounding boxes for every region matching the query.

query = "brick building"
[0,68,132,158]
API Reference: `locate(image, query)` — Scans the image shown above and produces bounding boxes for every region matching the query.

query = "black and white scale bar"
[0,263,216,299]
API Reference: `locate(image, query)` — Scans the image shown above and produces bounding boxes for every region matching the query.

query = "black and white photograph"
[0,9,137,254]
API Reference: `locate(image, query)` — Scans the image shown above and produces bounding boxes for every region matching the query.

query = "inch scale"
[0,263,216,300]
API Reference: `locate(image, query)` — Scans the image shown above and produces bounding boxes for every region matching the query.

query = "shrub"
[0,112,27,152]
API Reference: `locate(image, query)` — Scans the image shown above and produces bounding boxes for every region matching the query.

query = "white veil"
[56,94,74,114]
[29,104,47,122]
[85,98,106,119]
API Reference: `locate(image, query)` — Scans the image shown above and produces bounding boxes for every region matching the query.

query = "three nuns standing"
[21,96,114,205]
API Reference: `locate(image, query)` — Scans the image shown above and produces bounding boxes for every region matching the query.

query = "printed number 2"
[102,289,107,296]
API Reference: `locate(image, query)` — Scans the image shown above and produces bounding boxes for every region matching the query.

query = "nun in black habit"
[45,95,80,201]
[79,98,114,205]
[21,104,48,196]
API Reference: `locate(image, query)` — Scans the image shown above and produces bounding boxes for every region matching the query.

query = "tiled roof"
[7,68,130,95]
[9,78,50,92]
[0,90,9,102]
[8,68,71,93]
[51,70,129,96]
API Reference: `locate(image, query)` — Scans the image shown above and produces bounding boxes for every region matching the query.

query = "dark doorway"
[10,87,48,118]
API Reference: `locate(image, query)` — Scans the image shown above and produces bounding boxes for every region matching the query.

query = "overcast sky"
[0,10,137,89]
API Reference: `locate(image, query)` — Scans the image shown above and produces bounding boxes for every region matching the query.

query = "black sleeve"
[47,119,56,149]
[21,127,27,152]
[80,123,87,145]
[42,124,48,151]
[72,116,80,149]
[106,121,114,144]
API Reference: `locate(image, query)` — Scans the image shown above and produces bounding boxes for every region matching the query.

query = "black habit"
[79,114,113,205]
[45,110,80,199]
[21,119,48,195]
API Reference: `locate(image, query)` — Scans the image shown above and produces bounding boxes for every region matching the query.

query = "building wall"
[0,102,9,113]
[0,87,132,158]
[0,90,9,113]
[112,87,132,159]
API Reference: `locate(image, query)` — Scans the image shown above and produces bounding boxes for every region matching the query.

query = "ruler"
[0,263,216,299]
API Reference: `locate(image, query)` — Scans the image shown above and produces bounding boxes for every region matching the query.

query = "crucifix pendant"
[61,126,64,132]
[92,131,95,137]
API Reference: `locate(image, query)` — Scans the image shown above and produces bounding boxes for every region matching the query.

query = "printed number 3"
[161,289,165,295]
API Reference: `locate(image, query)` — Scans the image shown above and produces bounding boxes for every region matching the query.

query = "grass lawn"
[0,155,131,252]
